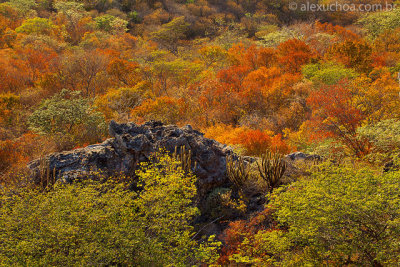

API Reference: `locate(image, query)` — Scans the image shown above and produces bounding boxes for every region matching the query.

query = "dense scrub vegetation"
[0,153,220,265]
[219,163,400,265]
[2,0,400,168]
[2,0,400,265]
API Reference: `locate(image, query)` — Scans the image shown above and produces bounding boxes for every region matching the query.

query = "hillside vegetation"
[1,0,400,265]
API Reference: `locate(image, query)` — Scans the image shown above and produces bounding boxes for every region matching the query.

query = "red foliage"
[371,52,387,68]
[217,65,251,92]
[232,129,291,155]
[0,133,53,173]
[0,50,30,92]
[18,47,58,85]
[315,21,360,41]
[228,44,277,70]
[326,40,373,73]
[277,39,313,73]
[0,139,23,172]
[307,80,369,157]
[218,208,276,265]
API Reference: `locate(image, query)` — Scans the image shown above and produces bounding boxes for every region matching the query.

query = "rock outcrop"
[28,121,318,201]
[28,120,237,195]
[286,152,322,162]
[28,121,318,237]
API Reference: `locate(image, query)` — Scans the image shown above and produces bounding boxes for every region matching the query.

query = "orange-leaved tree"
[131,96,187,125]
[307,80,370,157]
[326,40,373,74]
[277,39,313,74]
[205,124,291,156]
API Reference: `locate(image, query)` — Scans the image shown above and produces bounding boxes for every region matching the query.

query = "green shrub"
[15,17,55,35]
[358,119,400,164]
[232,164,400,265]
[0,153,220,266]
[302,62,357,85]
[28,89,107,150]
[95,14,128,34]
[258,27,303,47]
[358,9,400,39]
[0,180,142,266]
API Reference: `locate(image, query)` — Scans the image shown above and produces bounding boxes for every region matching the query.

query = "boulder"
[28,120,238,195]
[286,152,322,162]
[28,121,316,204]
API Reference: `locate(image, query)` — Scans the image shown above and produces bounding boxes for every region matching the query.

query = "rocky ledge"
[28,120,319,197]
[28,120,238,195]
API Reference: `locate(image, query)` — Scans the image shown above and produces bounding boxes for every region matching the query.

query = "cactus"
[226,155,250,191]
[172,146,196,174]
[38,157,56,189]
[257,150,286,193]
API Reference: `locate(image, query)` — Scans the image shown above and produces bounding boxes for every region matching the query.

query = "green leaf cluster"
[258,27,303,47]
[236,164,400,266]
[302,61,358,85]
[0,152,220,266]
[150,16,189,54]
[28,89,107,149]
[15,17,55,35]
[358,8,400,39]
[357,119,400,164]
[95,14,128,34]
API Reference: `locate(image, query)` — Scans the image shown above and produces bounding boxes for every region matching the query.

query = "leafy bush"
[94,85,148,120]
[131,96,186,125]
[258,27,303,47]
[358,119,400,163]
[302,62,357,85]
[358,8,400,39]
[0,153,220,265]
[227,164,400,265]
[95,14,128,34]
[205,125,291,156]
[0,180,143,266]
[0,93,21,127]
[150,16,189,54]
[15,17,55,35]
[28,89,107,150]
[326,40,373,73]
